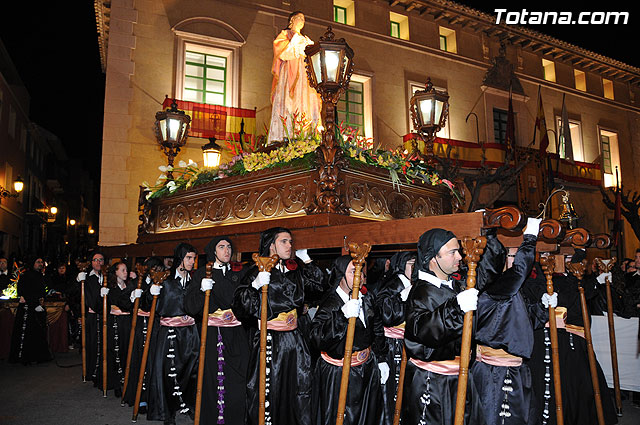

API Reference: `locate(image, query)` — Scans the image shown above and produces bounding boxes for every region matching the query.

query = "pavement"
[1,350,639,424]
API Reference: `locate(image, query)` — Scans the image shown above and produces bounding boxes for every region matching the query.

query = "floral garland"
[141,116,460,203]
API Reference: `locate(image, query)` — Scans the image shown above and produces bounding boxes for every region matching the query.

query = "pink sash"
[476,345,523,367]
[110,305,130,316]
[160,315,196,327]
[321,347,371,367]
[257,309,297,331]
[208,309,242,328]
[137,310,150,317]
[384,324,405,339]
[410,357,460,375]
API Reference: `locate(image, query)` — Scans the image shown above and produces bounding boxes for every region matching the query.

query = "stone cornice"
[388,0,640,86]
[94,0,110,73]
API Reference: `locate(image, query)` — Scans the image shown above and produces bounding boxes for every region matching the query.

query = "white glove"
[524,217,542,236]
[341,298,362,319]
[130,289,143,303]
[77,272,87,282]
[456,288,479,313]
[400,285,412,302]
[100,287,109,297]
[35,305,45,312]
[596,272,612,285]
[252,271,270,290]
[295,249,312,263]
[201,278,214,292]
[145,275,151,284]
[541,292,558,308]
[378,362,390,385]
[150,284,162,296]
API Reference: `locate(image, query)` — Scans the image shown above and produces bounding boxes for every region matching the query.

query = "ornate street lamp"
[538,186,579,229]
[201,137,223,168]
[0,175,24,200]
[304,27,354,213]
[409,78,449,164]
[154,99,191,179]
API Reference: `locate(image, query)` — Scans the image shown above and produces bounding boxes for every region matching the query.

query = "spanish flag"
[162,98,257,144]
[533,86,549,157]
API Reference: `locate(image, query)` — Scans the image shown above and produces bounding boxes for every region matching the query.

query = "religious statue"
[268,11,322,143]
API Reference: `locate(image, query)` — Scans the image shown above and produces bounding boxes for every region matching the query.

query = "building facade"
[94,0,640,256]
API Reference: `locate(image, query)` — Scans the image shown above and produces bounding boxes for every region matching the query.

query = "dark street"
[1,350,639,424]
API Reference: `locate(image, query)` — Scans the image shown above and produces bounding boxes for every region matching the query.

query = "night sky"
[0,2,636,188]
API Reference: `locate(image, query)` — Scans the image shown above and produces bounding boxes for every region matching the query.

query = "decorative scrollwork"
[539,219,563,240]
[172,204,189,229]
[367,187,387,216]
[256,187,281,217]
[590,233,612,250]
[562,228,590,248]
[482,206,524,230]
[233,192,255,219]
[189,200,206,225]
[347,183,367,213]
[207,197,231,222]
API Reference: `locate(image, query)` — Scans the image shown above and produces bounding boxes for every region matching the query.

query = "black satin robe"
[376,273,409,425]
[310,288,387,425]
[95,282,132,396]
[83,272,103,384]
[523,268,618,425]
[471,234,547,425]
[146,275,200,421]
[9,270,51,364]
[184,264,249,425]
[122,277,151,408]
[232,261,324,425]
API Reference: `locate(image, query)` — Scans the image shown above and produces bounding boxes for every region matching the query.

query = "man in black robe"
[310,255,388,425]
[9,256,52,364]
[402,228,485,425]
[184,235,249,425]
[146,243,200,425]
[76,251,106,384]
[1,257,12,293]
[471,218,550,424]
[376,251,416,425]
[232,226,325,425]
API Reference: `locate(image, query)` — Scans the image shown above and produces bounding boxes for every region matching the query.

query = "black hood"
[205,236,234,263]
[415,228,457,275]
[172,242,197,273]
[258,227,291,257]
[388,251,416,278]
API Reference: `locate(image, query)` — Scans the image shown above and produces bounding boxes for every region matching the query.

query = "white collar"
[398,274,411,289]
[418,270,452,290]
[117,280,127,290]
[214,262,229,275]
[174,269,190,286]
[336,286,366,327]
[0,270,7,276]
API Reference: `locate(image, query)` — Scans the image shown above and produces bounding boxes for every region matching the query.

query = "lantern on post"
[154,99,191,179]
[409,78,449,164]
[202,137,223,168]
[304,27,354,214]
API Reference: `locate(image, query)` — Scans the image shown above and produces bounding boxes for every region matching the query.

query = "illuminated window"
[600,129,621,187]
[555,116,584,161]
[542,59,556,82]
[333,0,354,26]
[574,69,586,91]
[389,12,409,40]
[439,27,457,53]
[603,78,614,100]
[338,74,373,138]
[175,36,240,107]
[183,50,227,105]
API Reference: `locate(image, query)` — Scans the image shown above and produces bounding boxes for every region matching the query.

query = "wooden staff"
[194,261,214,425]
[121,263,147,406]
[392,345,408,425]
[252,253,279,425]
[453,236,487,425]
[132,269,169,422]
[594,257,622,416]
[566,259,605,425]
[539,254,565,425]
[336,241,371,425]
[77,261,90,383]
[102,264,108,398]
